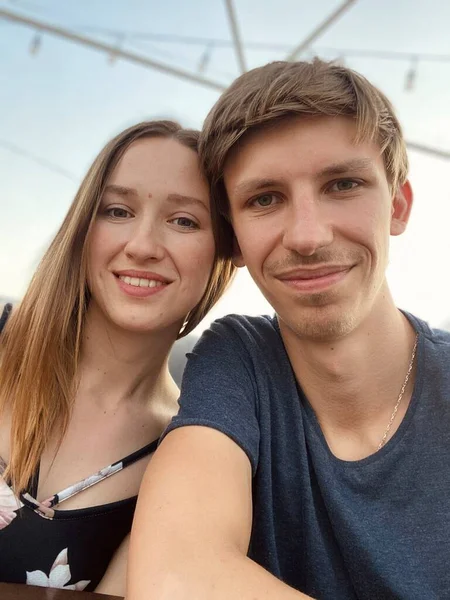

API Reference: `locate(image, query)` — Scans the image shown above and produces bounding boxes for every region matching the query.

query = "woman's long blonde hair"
[0,120,235,493]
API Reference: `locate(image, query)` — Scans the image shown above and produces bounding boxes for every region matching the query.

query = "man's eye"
[330,180,359,192]
[170,217,198,229]
[106,207,131,219]
[252,194,279,207]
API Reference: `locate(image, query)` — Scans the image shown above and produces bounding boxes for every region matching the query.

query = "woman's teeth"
[119,276,164,288]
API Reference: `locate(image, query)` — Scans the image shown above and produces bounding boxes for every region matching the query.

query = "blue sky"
[1,0,450,327]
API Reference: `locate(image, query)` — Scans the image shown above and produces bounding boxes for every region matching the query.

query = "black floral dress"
[0,305,158,591]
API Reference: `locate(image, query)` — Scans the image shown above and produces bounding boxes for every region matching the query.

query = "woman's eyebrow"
[103,184,138,197]
[167,193,209,212]
[103,188,208,212]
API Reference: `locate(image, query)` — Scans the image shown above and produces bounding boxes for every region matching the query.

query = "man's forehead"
[229,158,379,197]
[223,116,383,186]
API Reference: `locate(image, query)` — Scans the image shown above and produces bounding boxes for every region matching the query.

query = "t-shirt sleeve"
[162,316,260,474]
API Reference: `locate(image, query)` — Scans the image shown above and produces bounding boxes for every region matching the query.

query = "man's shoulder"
[427,325,450,346]
[209,313,277,334]
[190,313,283,368]
[199,313,280,351]
[406,311,450,348]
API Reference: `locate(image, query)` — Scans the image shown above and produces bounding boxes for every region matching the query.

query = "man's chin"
[278,304,358,342]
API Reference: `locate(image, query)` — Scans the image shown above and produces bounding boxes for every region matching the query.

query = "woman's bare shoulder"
[0,302,13,315]
[0,303,13,460]
[0,408,11,463]
[0,303,13,331]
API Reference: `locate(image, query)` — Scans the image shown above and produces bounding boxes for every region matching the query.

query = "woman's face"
[87,137,215,335]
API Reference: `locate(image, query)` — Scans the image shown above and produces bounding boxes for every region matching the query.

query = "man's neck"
[279,289,418,460]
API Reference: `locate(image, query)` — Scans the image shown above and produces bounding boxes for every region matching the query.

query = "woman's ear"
[390,180,413,236]
[232,237,245,268]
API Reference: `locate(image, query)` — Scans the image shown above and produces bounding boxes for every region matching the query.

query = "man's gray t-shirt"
[164,312,450,600]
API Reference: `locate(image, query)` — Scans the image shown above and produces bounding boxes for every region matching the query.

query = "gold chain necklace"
[377,333,419,450]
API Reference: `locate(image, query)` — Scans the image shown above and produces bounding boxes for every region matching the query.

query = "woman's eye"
[330,180,359,192]
[252,194,279,208]
[106,207,131,219]
[170,217,198,229]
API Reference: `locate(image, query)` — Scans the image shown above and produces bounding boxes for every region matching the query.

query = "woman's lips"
[115,274,170,298]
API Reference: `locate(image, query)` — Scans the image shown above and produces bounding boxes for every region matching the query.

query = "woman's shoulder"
[0,303,13,460]
[0,406,11,464]
[0,303,13,334]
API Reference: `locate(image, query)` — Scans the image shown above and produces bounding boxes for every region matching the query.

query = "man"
[128,59,450,600]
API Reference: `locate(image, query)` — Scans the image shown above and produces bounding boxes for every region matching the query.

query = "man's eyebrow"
[104,184,137,197]
[232,178,283,198]
[167,193,209,212]
[232,160,377,197]
[317,158,375,178]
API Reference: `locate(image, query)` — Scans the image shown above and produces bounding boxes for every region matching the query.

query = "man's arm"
[127,426,314,600]
[95,534,129,597]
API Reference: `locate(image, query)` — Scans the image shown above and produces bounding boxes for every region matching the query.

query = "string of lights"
[1,4,449,161]
[0,139,79,182]
[75,28,450,62]
[22,25,450,93]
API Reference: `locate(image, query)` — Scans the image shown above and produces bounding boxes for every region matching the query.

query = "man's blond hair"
[200,59,409,255]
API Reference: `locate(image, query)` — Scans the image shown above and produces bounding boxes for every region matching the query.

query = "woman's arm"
[127,426,314,600]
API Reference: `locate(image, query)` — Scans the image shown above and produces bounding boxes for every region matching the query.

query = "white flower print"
[26,547,90,591]
[0,473,23,530]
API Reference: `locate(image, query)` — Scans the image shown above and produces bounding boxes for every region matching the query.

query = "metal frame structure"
[224,0,247,73]
[0,7,227,91]
[1,2,449,161]
[1,0,358,89]
[286,0,358,61]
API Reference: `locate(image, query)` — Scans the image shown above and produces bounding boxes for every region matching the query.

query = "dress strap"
[0,303,12,334]
[43,437,159,508]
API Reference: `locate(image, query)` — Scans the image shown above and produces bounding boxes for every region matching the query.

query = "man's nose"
[282,194,333,257]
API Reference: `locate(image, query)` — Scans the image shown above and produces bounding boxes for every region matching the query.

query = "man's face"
[223,116,412,341]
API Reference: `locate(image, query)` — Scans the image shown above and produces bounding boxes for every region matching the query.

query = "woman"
[0,120,234,596]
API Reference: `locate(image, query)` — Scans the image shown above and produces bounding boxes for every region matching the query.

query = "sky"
[1,0,450,330]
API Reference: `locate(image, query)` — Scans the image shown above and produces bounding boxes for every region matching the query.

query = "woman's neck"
[77,303,179,410]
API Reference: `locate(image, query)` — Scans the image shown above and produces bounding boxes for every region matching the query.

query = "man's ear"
[390,179,413,236]
[232,237,245,268]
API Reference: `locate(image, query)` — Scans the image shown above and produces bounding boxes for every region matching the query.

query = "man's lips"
[277,265,353,280]
[275,265,354,292]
